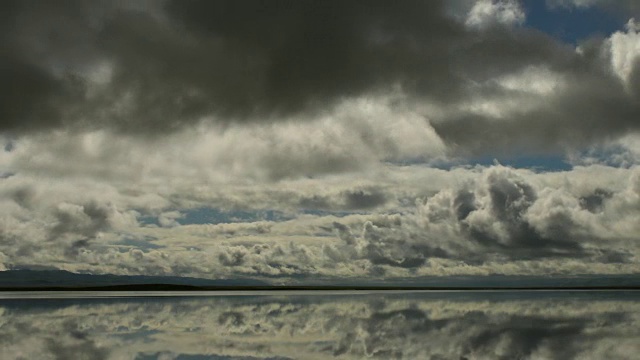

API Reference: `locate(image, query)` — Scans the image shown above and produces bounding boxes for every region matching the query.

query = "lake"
[1,291,639,359]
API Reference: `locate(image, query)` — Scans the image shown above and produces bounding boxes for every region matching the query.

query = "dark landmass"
[1,270,639,291]
[0,269,268,288]
[1,284,640,292]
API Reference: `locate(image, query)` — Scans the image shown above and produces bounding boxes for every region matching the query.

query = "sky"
[1,0,640,283]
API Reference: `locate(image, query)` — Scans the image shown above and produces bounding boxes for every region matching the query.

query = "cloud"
[1,1,640,279]
[0,252,7,271]
[430,33,640,156]
[1,162,640,279]
[0,0,459,132]
[46,337,109,360]
[1,97,446,182]
[1,294,640,359]
[157,211,183,228]
[0,55,70,132]
[608,19,640,88]
[567,134,640,167]
[311,165,640,276]
[465,0,526,29]
[0,0,636,159]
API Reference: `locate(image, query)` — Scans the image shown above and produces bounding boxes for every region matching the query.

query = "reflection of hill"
[1,292,639,359]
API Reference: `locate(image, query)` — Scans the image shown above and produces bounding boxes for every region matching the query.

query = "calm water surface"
[1,291,639,359]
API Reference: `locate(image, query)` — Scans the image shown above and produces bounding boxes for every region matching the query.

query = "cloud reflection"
[1,292,639,359]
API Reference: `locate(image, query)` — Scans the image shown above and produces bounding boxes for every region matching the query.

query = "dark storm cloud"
[0,0,458,132]
[0,1,618,133]
[431,59,640,155]
[160,0,640,152]
[46,337,109,360]
[579,188,612,213]
[298,187,389,211]
[164,0,466,109]
[0,0,107,132]
[0,56,68,131]
[344,188,388,209]
[0,0,638,160]
[96,0,476,133]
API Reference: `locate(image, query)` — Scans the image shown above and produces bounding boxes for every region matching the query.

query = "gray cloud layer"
[2,159,639,279]
[1,0,638,156]
[1,1,640,279]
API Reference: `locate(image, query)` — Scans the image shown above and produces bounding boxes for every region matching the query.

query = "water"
[1,291,639,359]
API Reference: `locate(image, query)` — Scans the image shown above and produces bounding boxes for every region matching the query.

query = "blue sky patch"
[181,208,291,225]
[523,0,625,43]
[469,154,572,171]
[426,154,573,172]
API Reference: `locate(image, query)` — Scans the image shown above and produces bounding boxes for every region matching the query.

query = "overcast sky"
[1,0,640,282]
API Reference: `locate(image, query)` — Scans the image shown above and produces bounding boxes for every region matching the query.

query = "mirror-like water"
[1,291,639,360]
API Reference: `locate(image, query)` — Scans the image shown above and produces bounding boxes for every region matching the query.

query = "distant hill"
[0,270,269,289]
[0,270,638,290]
[334,274,640,289]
